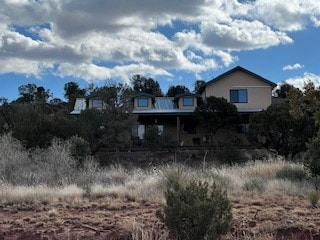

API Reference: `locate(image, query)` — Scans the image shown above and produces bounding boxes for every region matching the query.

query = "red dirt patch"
[0,195,320,239]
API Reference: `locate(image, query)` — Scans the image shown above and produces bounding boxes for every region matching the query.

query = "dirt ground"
[0,195,320,240]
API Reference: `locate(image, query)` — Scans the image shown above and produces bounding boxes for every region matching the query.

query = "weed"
[243,178,265,193]
[308,190,320,207]
[276,166,308,182]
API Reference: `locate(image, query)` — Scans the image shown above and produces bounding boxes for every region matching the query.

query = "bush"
[305,136,320,177]
[69,135,91,165]
[276,166,308,182]
[144,125,178,150]
[243,178,265,193]
[157,179,232,240]
[308,190,320,207]
[217,146,245,165]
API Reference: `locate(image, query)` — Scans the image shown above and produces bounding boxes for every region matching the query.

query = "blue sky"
[0,0,320,101]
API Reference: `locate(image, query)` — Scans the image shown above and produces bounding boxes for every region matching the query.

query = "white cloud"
[201,19,293,50]
[283,63,304,71]
[57,63,172,83]
[311,16,320,27]
[284,72,320,90]
[0,0,319,82]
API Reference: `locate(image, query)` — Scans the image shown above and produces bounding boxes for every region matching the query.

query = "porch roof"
[132,109,194,115]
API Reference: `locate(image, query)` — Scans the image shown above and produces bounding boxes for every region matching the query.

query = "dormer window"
[183,97,194,106]
[92,99,103,108]
[138,97,149,107]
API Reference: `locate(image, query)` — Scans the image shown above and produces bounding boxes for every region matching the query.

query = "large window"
[92,99,103,108]
[138,97,149,107]
[230,89,248,103]
[183,97,194,106]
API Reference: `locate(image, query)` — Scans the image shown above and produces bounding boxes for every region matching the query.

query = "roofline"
[131,92,157,99]
[133,111,194,116]
[205,66,277,88]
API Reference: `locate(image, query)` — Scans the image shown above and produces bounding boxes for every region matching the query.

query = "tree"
[194,96,239,135]
[275,83,297,99]
[287,82,320,125]
[193,80,206,94]
[0,98,13,133]
[248,103,316,157]
[78,84,137,153]
[64,82,86,109]
[11,104,54,148]
[166,85,190,97]
[131,75,162,96]
[16,83,37,103]
[15,84,51,105]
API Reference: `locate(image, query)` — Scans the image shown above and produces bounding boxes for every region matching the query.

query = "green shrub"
[69,136,91,165]
[144,125,178,150]
[217,146,245,165]
[305,136,320,177]
[157,180,232,240]
[243,178,265,193]
[275,166,308,182]
[308,190,320,207]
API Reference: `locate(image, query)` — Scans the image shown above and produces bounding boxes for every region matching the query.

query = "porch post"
[176,116,180,144]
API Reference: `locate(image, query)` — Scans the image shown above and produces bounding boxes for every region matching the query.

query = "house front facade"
[72,66,277,147]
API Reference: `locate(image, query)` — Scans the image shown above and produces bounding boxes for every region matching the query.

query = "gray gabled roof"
[205,66,277,88]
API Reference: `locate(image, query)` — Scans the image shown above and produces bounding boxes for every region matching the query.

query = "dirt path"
[0,198,164,240]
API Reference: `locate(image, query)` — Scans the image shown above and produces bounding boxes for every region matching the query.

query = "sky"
[0,0,320,101]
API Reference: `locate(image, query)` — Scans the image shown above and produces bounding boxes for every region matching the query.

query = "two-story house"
[131,66,276,146]
[72,66,277,146]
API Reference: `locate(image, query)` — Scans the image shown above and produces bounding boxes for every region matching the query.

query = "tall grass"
[0,133,315,205]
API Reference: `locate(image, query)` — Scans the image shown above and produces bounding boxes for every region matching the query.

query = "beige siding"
[205,70,273,111]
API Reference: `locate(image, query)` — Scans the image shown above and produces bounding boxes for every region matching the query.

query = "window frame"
[137,97,149,107]
[230,89,248,103]
[183,96,194,106]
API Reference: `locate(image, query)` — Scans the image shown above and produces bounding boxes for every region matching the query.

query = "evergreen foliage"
[157,179,232,240]
[217,146,245,165]
[305,136,320,177]
[166,85,190,97]
[194,96,239,134]
[248,103,316,157]
[144,125,178,150]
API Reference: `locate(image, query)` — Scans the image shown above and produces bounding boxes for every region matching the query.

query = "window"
[92,99,103,108]
[183,97,194,106]
[137,98,149,107]
[230,89,248,103]
[181,118,196,134]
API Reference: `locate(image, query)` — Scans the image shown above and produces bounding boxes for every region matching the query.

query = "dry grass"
[1,133,319,239]
[125,218,169,240]
[0,141,315,204]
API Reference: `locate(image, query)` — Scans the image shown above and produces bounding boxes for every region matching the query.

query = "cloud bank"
[0,0,320,82]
